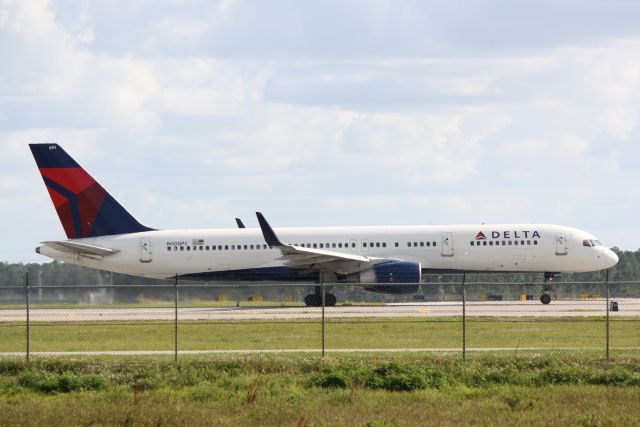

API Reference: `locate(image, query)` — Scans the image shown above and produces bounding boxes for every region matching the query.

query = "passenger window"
[533,241,538,245]
[527,240,531,245]
[187,246,191,251]
[407,242,411,247]
[483,241,487,246]
[433,242,437,247]
[420,242,424,247]
[508,241,512,246]
[382,242,386,248]
[250,245,254,249]
[470,241,474,246]
[180,246,184,251]
[167,247,171,251]
[351,242,356,248]
[332,243,336,248]
[413,242,418,247]
[395,242,398,247]
[489,241,493,246]
[313,244,317,248]
[514,241,518,246]
[426,242,430,247]
[338,243,342,248]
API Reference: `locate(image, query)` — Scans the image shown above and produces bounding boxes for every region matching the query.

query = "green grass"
[0,354,639,425]
[0,317,638,353]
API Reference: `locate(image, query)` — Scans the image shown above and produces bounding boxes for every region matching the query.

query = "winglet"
[256,212,284,247]
[235,218,246,229]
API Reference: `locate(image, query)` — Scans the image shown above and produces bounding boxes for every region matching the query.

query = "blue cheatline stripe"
[29,144,80,168]
[179,267,319,282]
[42,177,83,238]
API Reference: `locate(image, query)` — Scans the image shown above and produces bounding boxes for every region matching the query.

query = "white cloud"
[1,0,640,260]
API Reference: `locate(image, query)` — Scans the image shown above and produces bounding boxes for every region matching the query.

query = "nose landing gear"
[540,272,560,305]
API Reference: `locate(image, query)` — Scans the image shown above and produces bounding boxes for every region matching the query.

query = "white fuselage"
[37,223,619,281]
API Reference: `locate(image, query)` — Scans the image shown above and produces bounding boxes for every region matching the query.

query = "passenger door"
[441,232,454,257]
[139,238,152,263]
[555,232,568,255]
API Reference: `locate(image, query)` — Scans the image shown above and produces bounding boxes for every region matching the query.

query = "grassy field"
[0,354,639,426]
[0,317,638,354]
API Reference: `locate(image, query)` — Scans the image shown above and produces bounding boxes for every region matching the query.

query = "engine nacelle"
[360,261,421,294]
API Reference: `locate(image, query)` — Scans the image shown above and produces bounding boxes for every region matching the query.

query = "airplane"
[29,143,619,306]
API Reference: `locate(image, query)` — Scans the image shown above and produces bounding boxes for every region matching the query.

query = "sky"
[1,0,640,263]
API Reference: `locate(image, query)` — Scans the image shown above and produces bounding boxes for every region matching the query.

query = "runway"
[1,299,639,322]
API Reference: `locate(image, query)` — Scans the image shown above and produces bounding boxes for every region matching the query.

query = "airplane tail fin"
[29,144,153,239]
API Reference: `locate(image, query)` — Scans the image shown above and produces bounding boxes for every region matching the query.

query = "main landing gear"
[540,272,560,305]
[304,286,337,307]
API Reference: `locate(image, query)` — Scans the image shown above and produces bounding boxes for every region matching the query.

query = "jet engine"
[352,261,422,294]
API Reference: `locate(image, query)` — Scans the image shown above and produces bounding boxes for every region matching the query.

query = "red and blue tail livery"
[29,144,153,238]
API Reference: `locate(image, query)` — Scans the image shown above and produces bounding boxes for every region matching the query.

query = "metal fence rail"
[1,273,639,360]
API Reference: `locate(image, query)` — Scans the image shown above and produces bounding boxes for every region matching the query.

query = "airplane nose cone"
[605,249,619,269]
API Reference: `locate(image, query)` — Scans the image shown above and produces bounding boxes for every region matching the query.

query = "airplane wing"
[41,241,120,256]
[256,212,373,272]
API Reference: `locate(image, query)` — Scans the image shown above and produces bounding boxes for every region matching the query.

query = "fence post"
[174,274,178,363]
[462,272,466,361]
[25,272,30,363]
[605,269,610,361]
[321,277,326,358]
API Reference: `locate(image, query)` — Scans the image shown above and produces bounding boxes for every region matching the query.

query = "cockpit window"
[583,239,602,247]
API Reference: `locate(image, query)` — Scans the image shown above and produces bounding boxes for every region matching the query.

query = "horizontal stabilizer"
[41,241,120,256]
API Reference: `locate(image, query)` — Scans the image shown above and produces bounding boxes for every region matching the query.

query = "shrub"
[17,371,108,394]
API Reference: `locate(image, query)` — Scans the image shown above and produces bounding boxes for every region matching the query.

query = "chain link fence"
[1,273,638,360]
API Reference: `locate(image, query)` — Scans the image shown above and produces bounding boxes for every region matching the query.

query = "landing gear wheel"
[304,294,320,307]
[304,293,337,306]
[540,294,551,305]
[325,293,337,307]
